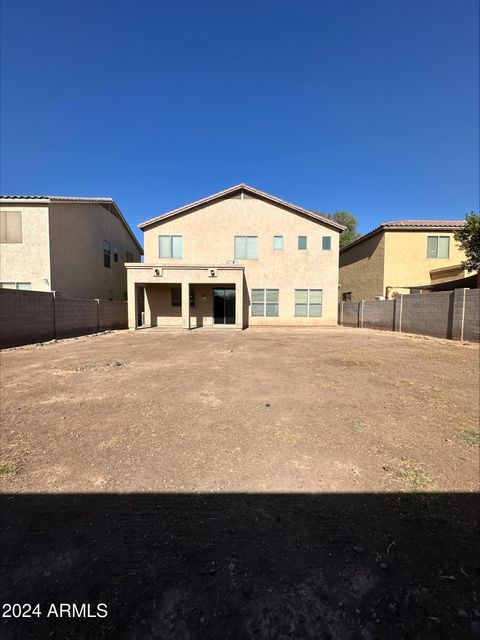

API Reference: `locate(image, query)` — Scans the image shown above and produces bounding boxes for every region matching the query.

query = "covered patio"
[126,264,246,330]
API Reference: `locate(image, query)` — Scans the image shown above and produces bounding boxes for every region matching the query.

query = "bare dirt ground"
[1,327,479,639]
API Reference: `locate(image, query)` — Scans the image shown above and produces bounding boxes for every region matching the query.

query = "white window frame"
[298,236,307,250]
[295,289,323,317]
[273,236,284,250]
[322,236,332,251]
[427,236,450,259]
[159,235,183,259]
[234,236,258,259]
[251,289,279,317]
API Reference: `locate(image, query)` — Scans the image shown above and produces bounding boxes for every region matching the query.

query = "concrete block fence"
[339,289,479,343]
[0,289,128,348]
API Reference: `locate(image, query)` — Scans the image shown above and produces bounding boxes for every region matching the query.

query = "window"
[171,286,195,307]
[322,236,331,251]
[295,289,323,317]
[103,240,111,268]
[126,251,133,262]
[171,287,181,307]
[427,236,449,259]
[1,282,32,290]
[251,289,279,316]
[234,236,258,259]
[113,245,119,262]
[342,292,352,302]
[273,236,284,250]
[159,235,183,259]
[0,211,22,243]
[298,236,307,250]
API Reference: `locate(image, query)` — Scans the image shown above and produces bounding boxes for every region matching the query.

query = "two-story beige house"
[126,184,344,329]
[339,219,467,302]
[0,196,143,300]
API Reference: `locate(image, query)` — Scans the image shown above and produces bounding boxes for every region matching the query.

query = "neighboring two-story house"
[0,196,143,300]
[126,184,344,329]
[339,219,467,302]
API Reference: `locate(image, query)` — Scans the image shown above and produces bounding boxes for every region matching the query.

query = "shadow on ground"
[1,493,479,639]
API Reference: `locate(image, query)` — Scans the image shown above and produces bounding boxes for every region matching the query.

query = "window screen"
[298,236,307,250]
[295,289,323,317]
[159,236,183,258]
[427,236,449,259]
[234,236,258,259]
[251,289,279,316]
[322,236,331,250]
[273,236,284,250]
[0,211,22,243]
[103,240,111,268]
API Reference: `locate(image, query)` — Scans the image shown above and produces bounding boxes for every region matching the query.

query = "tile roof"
[138,183,346,231]
[341,219,466,252]
[0,195,143,253]
[0,195,113,202]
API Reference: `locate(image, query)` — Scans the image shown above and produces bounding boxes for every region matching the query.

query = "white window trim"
[295,289,323,317]
[251,288,279,317]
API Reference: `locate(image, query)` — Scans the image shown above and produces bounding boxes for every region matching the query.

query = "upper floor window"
[0,211,22,243]
[126,251,133,262]
[103,240,111,268]
[298,236,307,250]
[427,236,449,259]
[251,289,279,316]
[273,236,284,250]
[113,245,119,262]
[295,289,323,317]
[322,236,331,251]
[159,235,183,259]
[234,236,258,259]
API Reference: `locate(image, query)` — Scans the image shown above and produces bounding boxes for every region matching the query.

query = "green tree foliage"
[454,212,480,272]
[314,211,361,249]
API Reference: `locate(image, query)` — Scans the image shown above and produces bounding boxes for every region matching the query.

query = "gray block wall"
[362,300,395,330]
[464,290,480,343]
[400,292,453,338]
[0,289,128,348]
[339,288,479,342]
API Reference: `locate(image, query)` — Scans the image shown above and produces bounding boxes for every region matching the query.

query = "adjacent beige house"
[0,196,142,300]
[339,220,467,302]
[127,184,344,329]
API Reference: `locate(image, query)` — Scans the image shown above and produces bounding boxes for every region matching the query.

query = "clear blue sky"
[1,0,478,243]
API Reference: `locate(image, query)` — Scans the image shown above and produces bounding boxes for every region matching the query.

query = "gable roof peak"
[138,184,345,231]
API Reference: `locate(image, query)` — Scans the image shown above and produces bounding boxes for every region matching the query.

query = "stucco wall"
[145,283,217,328]
[383,230,466,292]
[141,194,340,325]
[0,205,51,291]
[339,233,385,302]
[49,203,142,300]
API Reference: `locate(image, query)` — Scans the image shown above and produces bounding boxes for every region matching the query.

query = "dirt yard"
[1,327,479,639]
[1,327,478,493]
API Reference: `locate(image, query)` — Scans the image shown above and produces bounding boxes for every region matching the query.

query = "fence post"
[451,288,468,341]
[52,291,59,340]
[359,300,364,328]
[95,299,100,333]
[394,294,403,332]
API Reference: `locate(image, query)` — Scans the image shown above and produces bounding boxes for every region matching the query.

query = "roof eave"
[138,184,346,232]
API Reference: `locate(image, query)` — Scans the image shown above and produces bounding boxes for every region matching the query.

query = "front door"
[213,288,236,325]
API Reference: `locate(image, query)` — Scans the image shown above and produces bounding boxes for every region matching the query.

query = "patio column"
[235,278,244,329]
[127,275,137,330]
[181,281,190,330]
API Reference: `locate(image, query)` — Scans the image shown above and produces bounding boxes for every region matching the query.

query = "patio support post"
[181,281,190,330]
